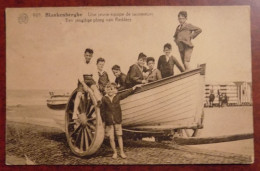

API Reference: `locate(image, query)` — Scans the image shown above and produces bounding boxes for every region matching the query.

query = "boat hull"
[120,67,205,131]
[47,103,67,110]
[47,94,69,110]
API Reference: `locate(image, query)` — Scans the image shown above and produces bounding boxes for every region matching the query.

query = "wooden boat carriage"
[65,65,206,156]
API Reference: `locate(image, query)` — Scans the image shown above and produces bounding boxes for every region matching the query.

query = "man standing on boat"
[72,48,102,120]
[174,11,202,71]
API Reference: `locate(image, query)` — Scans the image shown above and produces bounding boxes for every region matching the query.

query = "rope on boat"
[122,128,164,134]
[173,133,253,145]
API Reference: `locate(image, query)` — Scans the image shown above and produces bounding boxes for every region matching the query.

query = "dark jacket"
[157,55,184,78]
[98,71,110,95]
[147,68,162,82]
[101,89,133,125]
[173,23,202,48]
[125,64,147,88]
[115,73,127,91]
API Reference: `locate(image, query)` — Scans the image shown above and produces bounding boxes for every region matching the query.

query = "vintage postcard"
[6,6,253,165]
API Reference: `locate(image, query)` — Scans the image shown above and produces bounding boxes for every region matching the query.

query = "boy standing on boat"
[125,53,148,88]
[157,43,184,78]
[101,83,142,159]
[96,57,110,95]
[112,65,127,91]
[72,48,102,120]
[174,11,202,71]
[146,57,162,82]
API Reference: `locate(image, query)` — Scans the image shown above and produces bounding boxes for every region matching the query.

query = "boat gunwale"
[120,67,202,95]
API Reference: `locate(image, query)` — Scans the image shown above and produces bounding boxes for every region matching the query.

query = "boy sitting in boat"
[112,65,127,91]
[101,83,142,159]
[96,57,110,95]
[125,52,148,88]
[157,43,184,78]
[73,48,102,120]
[146,57,162,82]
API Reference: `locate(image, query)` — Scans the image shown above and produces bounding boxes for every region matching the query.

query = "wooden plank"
[121,74,198,105]
[119,68,201,95]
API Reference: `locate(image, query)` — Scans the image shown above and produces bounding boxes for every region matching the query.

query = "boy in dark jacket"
[125,53,148,88]
[112,65,127,91]
[101,83,142,159]
[157,43,184,78]
[96,57,110,95]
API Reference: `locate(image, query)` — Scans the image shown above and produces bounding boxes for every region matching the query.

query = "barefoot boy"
[101,83,142,159]
[73,48,102,120]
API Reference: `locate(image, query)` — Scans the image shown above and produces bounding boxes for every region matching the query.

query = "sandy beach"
[6,121,252,165]
[188,107,254,157]
[6,104,254,164]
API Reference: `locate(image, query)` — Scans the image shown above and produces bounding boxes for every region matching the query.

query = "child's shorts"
[105,124,123,138]
[77,75,96,93]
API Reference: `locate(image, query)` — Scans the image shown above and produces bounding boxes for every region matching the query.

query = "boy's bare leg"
[109,135,117,159]
[90,85,102,105]
[72,92,82,120]
[184,47,193,71]
[180,51,185,65]
[184,61,190,71]
[118,135,127,158]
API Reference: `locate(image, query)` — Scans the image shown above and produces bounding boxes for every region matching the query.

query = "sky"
[6,6,252,90]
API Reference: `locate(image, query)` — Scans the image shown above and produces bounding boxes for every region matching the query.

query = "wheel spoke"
[70,124,81,137]
[86,122,96,130]
[75,128,82,146]
[86,127,93,141]
[69,121,76,125]
[80,130,84,151]
[87,117,96,121]
[87,105,95,117]
[84,129,89,149]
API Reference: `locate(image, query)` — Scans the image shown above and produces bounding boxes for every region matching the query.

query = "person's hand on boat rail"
[141,80,148,84]
[133,84,143,90]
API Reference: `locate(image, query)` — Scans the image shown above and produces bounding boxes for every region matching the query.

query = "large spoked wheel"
[65,89,104,157]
